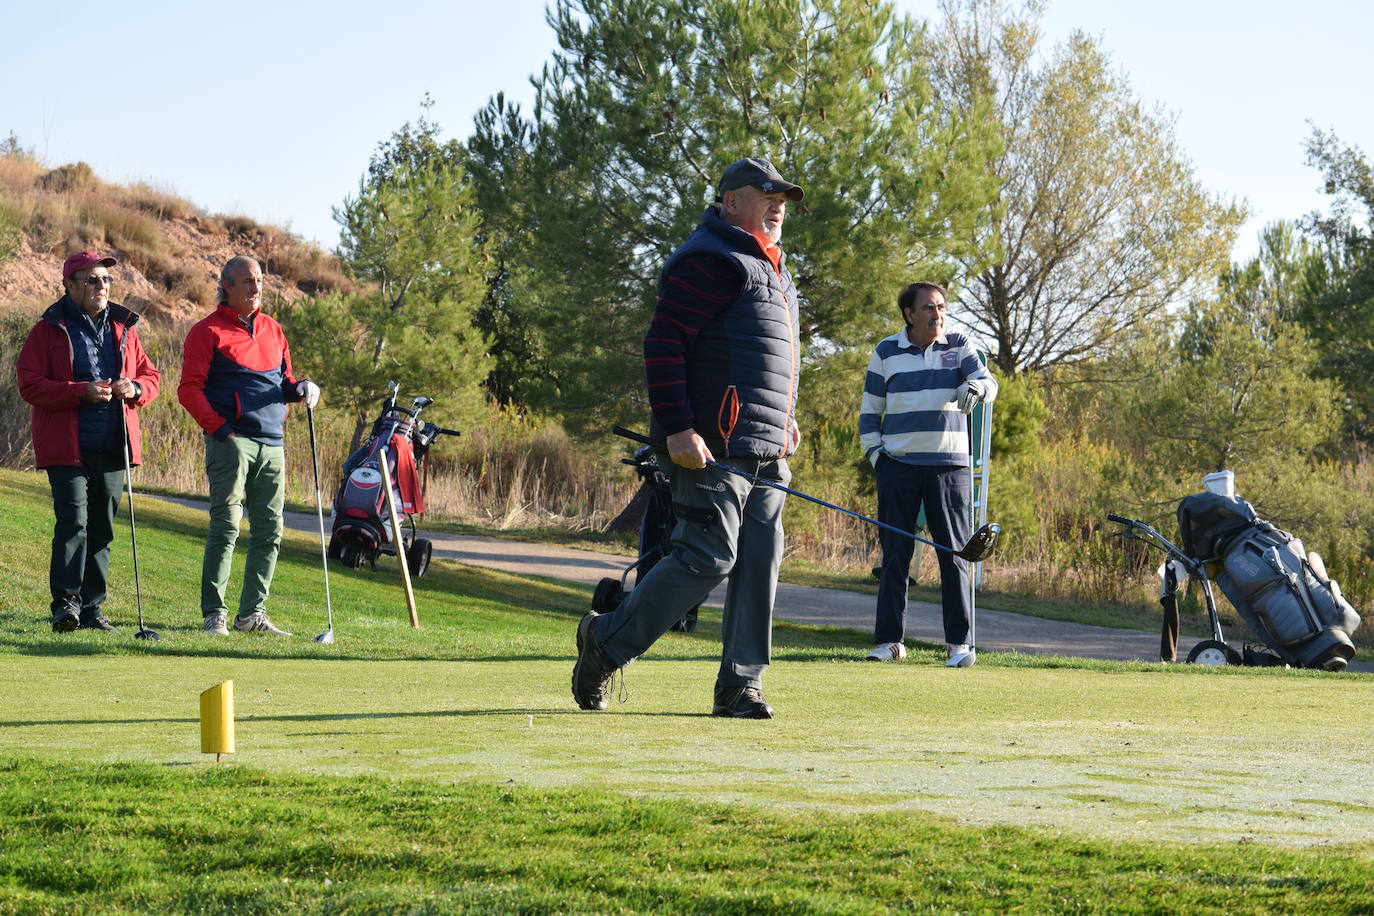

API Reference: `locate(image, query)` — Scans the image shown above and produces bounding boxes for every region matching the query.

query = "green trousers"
[201,435,285,619]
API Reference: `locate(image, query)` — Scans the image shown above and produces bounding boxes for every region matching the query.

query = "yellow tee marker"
[200,680,235,760]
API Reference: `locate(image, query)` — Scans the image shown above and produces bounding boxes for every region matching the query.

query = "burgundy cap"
[62,251,118,279]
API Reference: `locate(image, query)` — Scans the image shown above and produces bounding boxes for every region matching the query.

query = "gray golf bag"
[1178,493,1361,671]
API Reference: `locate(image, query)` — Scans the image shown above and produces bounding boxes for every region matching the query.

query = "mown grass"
[4,467,1374,912]
[4,759,1374,915]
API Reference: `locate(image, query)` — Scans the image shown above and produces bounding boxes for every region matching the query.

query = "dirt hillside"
[0,155,350,320]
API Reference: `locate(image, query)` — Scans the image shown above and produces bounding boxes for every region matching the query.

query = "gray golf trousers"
[593,454,789,689]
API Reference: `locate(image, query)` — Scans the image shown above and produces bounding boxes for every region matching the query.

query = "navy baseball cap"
[716,157,804,202]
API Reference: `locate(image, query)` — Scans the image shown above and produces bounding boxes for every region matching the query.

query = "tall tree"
[285,114,492,447]
[1107,234,1338,481]
[467,0,1001,429]
[1292,127,1374,441]
[928,0,1245,375]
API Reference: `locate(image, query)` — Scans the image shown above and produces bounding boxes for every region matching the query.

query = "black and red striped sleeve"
[643,253,741,436]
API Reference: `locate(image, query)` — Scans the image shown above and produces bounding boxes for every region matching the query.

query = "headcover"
[1177,492,1258,560]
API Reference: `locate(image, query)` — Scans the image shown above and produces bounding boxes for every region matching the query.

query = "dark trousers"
[46,452,126,618]
[874,456,971,645]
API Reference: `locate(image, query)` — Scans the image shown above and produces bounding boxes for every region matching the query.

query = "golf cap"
[62,251,117,279]
[717,157,804,202]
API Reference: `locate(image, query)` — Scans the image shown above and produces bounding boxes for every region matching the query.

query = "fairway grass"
[4,654,1374,850]
[4,468,1374,911]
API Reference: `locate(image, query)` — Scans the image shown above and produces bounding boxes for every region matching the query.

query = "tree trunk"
[348,411,370,455]
[605,479,652,534]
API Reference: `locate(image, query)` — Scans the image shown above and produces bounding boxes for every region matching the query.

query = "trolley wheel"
[592,577,625,614]
[670,605,700,633]
[340,545,364,569]
[1186,639,1242,666]
[406,537,433,579]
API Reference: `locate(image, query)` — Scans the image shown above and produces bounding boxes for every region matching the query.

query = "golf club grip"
[613,425,661,447]
[1106,513,1132,525]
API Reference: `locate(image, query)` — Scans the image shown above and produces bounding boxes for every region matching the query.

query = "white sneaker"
[946,644,976,667]
[233,611,292,636]
[865,642,907,661]
[202,613,230,635]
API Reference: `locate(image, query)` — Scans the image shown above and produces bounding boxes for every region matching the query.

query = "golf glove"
[954,378,986,415]
[297,380,321,408]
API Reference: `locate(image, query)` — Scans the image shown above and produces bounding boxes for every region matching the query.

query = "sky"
[3,0,1371,262]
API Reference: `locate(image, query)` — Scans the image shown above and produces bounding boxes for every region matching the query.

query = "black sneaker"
[571,612,618,711]
[712,685,775,719]
[79,614,118,631]
[51,599,80,633]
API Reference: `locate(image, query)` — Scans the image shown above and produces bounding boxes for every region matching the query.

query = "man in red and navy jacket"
[178,255,320,637]
[17,251,161,632]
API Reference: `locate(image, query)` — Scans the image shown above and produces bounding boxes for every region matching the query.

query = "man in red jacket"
[178,256,319,636]
[17,251,161,632]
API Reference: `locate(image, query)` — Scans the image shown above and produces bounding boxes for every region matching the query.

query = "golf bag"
[1178,492,1361,671]
[592,446,700,632]
[328,382,458,578]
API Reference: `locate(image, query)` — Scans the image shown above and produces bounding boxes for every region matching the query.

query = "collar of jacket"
[214,302,259,328]
[42,295,140,330]
[700,206,786,270]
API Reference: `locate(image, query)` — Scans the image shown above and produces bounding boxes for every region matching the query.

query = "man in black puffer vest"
[573,158,804,718]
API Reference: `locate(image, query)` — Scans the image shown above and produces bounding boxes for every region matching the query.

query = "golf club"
[612,426,1001,562]
[120,402,159,641]
[306,405,335,644]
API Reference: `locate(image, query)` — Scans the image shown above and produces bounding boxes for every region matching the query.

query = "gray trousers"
[594,454,789,689]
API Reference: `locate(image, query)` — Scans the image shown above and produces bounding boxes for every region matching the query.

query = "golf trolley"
[1107,513,1239,665]
[328,381,459,578]
[592,445,700,632]
[1108,501,1360,670]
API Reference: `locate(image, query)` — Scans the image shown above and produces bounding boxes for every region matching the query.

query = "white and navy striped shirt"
[858,328,997,467]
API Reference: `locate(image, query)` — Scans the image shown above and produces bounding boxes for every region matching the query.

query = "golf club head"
[957,524,1001,562]
[946,647,976,668]
[134,628,161,642]
[314,630,335,644]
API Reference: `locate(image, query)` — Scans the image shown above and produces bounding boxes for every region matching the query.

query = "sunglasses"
[80,275,113,287]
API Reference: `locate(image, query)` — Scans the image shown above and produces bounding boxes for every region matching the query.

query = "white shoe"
[945,644,976,667]
[865,642,907,661]
[202,613,230,635]
[233,611,292,636]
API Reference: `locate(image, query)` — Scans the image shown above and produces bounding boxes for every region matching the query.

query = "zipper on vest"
[717,385,740,455]
[780,296,797,459]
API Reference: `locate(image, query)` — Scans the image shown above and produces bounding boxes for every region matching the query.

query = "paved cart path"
[158,496,1368,668]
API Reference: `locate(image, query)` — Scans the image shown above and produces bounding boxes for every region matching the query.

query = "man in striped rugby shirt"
[858,282,997,667]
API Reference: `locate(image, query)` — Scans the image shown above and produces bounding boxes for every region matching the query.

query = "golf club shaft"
[612,425,963,557]
[306,406,334,630]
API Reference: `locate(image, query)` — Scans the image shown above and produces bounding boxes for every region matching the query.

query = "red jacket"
[178,304,301,445]
[16,299,162,468]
